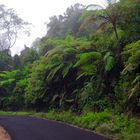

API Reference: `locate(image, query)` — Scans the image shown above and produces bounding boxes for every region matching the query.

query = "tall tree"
[0,5,30,71]
[81,0,119,39]
[0,5,30,51]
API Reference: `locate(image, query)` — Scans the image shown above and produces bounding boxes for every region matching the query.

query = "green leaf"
[104,52,115,71]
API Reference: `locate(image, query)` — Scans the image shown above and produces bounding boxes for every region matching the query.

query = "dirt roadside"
[0,126,11,140]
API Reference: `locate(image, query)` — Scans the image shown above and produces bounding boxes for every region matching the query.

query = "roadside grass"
[0,111,33,116]
[0,110,140,140]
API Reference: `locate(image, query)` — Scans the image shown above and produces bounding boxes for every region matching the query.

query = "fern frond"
[74,52,101,67]
[128,83,140,100]
[104,52,115,71]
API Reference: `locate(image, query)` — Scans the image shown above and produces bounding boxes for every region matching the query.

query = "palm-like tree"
[81,0,119,40]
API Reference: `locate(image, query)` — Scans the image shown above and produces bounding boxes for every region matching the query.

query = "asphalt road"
[0,115,110,140]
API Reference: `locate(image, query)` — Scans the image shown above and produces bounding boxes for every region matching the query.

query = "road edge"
[0,126,11,140]
[29,115,113,140]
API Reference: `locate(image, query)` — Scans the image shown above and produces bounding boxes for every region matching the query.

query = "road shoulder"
[0,126,11,140]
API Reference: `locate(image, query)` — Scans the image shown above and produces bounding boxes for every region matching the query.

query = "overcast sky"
[0,0,106,55]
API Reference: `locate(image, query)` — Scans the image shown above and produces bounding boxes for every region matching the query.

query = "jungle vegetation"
[0,0,140,139]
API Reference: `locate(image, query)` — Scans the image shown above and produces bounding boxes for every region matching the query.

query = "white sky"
[0,0,106,55]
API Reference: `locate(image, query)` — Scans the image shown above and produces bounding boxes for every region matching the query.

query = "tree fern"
[74,52,101,67]
[74,52,101,79]
[76,65,97,80]
[80,0,119,40]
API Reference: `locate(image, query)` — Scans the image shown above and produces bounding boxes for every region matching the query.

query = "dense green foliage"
[0,0,139,113]
[0,67,29,110]
[0,0,140,139]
